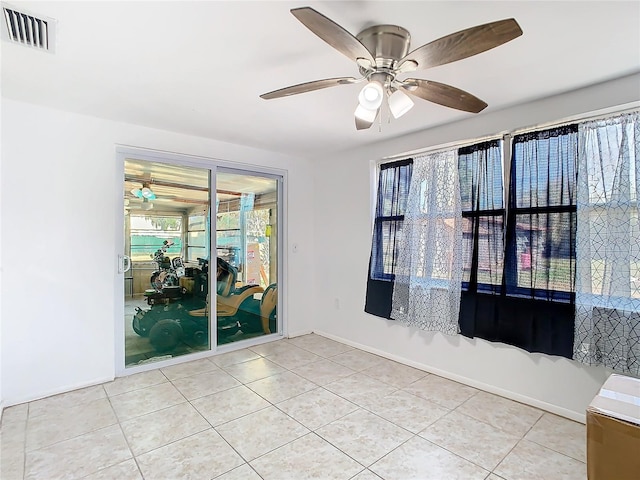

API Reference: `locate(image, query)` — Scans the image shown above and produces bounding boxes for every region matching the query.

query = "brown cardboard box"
[586,374,640,480]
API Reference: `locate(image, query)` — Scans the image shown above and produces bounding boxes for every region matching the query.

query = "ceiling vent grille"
[1,3,55,52]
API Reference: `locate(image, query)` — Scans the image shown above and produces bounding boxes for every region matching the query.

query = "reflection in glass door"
[124,159,211,367]
[216,170,279,345]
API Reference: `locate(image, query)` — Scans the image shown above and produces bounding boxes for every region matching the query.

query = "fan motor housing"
[356,25,411,69]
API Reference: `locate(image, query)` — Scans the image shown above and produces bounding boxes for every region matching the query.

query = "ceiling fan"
[129,182,156,210]
[260,7,523,130]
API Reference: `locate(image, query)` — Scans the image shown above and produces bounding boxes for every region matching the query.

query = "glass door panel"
[124,159,211,367]
[216,170,279,345]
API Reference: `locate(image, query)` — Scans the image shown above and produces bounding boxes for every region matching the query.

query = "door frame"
[115,145,287,377]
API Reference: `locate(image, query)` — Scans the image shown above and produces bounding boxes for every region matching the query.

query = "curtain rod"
[510,102,639,136]
[379,102,640,165]
[380,132,504,163]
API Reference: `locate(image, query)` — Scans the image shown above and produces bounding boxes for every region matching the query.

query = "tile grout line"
[22,402,29,480]
[92,386,145,480]
[212,345,379,475]
[201,352,311,477]
[519,413,587,464]
[101,385,133,477]
[23,402,122,456]
[251,342,530,477]
[12,335,588,480]
[222,356,324,467]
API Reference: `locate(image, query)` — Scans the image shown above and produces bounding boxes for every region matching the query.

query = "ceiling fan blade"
[402,79,488,113]
[291,7,374,64]
[260,77,358,99]
[398,18,522,71]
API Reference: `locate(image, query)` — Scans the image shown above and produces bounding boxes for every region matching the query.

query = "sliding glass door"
[118,151,283,372]
[123,159,212,367]
[216,169,279,345]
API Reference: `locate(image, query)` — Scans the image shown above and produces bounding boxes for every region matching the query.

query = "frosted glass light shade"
[355,104,377,122]
[388,90,414,119]
[358,81,384,110]
[141,187,155,199]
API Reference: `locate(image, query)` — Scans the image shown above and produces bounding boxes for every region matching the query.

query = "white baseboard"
[4,331,312,408]
[314,330,586,424]
[3,376,114,409]
[287,329,313,339]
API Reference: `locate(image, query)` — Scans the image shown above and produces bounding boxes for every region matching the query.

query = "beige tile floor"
[0,334,587,480]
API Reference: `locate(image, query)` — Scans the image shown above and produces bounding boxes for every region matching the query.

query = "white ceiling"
[2,1,639,159]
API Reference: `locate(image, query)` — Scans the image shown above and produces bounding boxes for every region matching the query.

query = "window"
[458,140,505,293]
[367,109,639,367]
[365,159,413,318]
[459,127,578,357]
[504,125,578,301]
[216,211,241,266]
[186,214,208,262]
[390,150,462,335]
[130,215,182,262]
[574,112,640,374]
[370,159,414,280]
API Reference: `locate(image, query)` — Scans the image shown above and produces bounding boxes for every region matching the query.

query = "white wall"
[0,99,316,406]
[311,73,640,422]
[2,73,637,416]
[0,102,3,416]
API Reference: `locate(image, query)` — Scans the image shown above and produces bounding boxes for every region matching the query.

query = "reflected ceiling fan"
[260,7,522,130]
[129,182,156,210]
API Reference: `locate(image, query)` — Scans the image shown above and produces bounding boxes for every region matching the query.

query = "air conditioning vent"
[1,3,55,52]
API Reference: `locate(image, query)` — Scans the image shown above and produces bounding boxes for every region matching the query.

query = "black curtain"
[459,126,578,358]
[365,159,413,318]
[457,140,505,336]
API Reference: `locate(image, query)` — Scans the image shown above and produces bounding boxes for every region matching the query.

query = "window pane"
[512,212,576,293]
[124,159,211,368]
[585,207,640,299]
[581,121,637,204]
[188,231,207,248]
[372,219,404,278]
[512,126,577,209]
[461,217,473,283]
[411,216,459,280]
[459,140,503,212]
[216,230,241,267]
[378,162,412,217]
[187,246,207,262]
[477,215,505,286]
[188,215,206,230]
[461,215,505,287]
[216,211,240,229]
[130,215,182,262]
[216,171,279,345]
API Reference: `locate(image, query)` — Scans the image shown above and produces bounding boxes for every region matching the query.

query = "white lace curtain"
[574,111,640,375]
[391,150,463,334]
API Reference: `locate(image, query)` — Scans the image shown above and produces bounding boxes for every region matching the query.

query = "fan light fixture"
[358,81,384,110]
[388,89,414,119]
[260,8,523,131]
[141,197,154,211]
[130,183,156,200]
[354,104,377,122]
